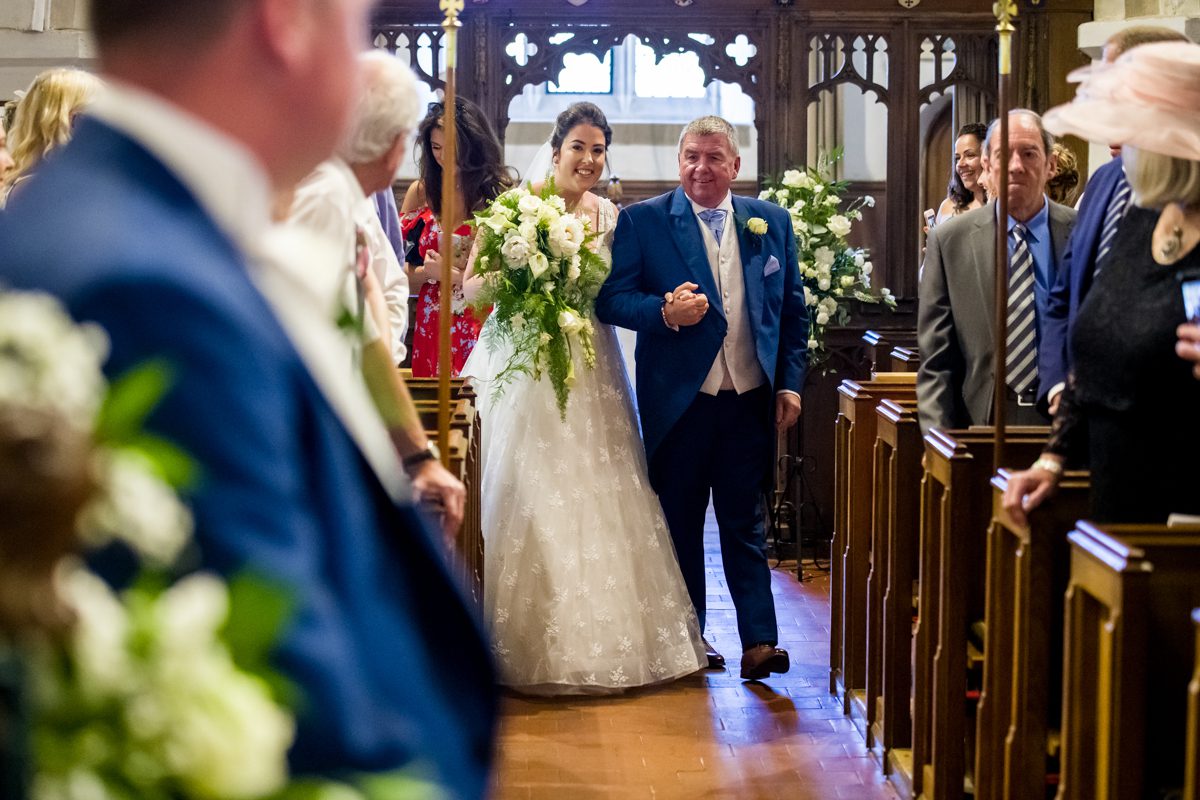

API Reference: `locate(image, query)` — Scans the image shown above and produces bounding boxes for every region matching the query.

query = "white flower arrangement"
[470,182,608,419]
[0,291,444,800]
[759,149,896,368]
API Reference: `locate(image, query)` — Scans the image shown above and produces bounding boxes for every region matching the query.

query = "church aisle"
[490,518,898,800]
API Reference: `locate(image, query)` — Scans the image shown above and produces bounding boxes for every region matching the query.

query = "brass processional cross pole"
[437,0,463,467]
[992,0,1016,473]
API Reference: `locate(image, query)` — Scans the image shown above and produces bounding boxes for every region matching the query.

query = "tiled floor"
[490,520,898,800]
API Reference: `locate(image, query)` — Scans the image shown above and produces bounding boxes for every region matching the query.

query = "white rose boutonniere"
[747,217,768,236]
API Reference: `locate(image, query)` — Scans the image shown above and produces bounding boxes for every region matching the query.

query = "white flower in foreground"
[517,220,539,245]
[78,450,193,566]
[814,246,835,268]
[557,310,585,335]
[862,261,873,275]
[500,236,531,267]
[820,297,838,315]
[758,190,771,200]
[827,215,852,238]
[824,195,840,206]
[781,169,804,188]
[840,276,855,288]
[517,194,542,218]
[816,312,830,325]
[803,286,817,307]
[854,251,865,267]
[528,252,550,279]
[61,566,134,697]
[483,211,512,234]
[864,195,876,207]
[817,277,831,291]
[807,338,818,350]
[746,217,768,235]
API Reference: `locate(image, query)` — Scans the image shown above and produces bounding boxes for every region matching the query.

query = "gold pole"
[992,0,1016,474]
[437,0,463,467]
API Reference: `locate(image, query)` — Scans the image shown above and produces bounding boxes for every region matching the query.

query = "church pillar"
[0,0,93,102]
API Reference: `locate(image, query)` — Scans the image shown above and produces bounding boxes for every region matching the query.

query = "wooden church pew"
[889,346,920,373]
[1058,522,1200,800]
[907,427,1048,800]
[1186,608,1200,800]
[866,398,922,764]
[831,374,916,720]
[973,468,1089,800]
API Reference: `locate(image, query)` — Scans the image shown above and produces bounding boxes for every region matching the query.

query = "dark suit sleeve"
[595,206,673,335]
[1038,233,1072,406]
[775,204,810,393]
[917,224,967,432]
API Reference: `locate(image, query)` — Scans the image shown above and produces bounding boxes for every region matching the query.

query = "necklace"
[1160,224,1184,261]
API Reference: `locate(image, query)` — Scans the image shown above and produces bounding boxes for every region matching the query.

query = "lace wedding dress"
[462,196,706,694]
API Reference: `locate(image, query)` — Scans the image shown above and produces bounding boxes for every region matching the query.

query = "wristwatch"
[402,441,438,471]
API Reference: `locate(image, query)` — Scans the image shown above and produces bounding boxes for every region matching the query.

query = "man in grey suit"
[918,109,1076,432]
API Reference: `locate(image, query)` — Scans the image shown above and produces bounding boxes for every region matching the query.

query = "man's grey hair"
[678,115,740,157]
[337,51,421,164]
[982,109,1054,160]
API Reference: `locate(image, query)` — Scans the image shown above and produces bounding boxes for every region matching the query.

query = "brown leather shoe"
[702,638,725,669]
[740,644,790,680]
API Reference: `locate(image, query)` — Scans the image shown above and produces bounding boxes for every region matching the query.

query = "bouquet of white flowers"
[759,149,897,368]
[470,182,609,419]
[0,291,445,800]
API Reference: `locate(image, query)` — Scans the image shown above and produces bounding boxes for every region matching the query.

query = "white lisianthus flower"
[528,251,550,279]
[792,220,808,237]
[817,277,831,291]
[500,235,531,267]
[561,216,585,256]
[827,215,852,238]
[547,194,567,213]
[854,251,865,267]
[746,217,768,235]
[862,261,873,275]
[808,338,819,350]
[518,220,539,245]
[811,182,824,194]
[546,219,571,258]
[791,198,806,212]
[536,202,559,226]
[840,275,855,288]
[803,286,817,307]
[517,194,541,218]
[758,189,772,200]
[557,310,585,335]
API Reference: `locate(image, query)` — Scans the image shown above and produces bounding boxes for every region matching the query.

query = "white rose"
[528,251,550,279]
[557,310,585,335]
[814,246,835,268]
[812,183,824,194]
[854,252,865,267]
[862,261,873,275]
[817,277,831,291]
[518,219,539,245]
[517,194,542,218]
[781,169,804,188]
[807,338,819,349]
[827,215,852,237]
[841,276,855,288]
[824,195,840,206]
[792,220,808,236]
[816,312,830,325]
[803,286,818,307]
[791,198,806,212]
[500,235,531,267]
[820,297,838,314]
[758,189,772,200]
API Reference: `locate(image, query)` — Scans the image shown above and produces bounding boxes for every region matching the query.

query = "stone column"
[0,0,94,101]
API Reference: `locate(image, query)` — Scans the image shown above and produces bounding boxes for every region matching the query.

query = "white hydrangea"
[0,292,109,426]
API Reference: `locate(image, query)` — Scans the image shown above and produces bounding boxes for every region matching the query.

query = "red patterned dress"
[400,206,486,377]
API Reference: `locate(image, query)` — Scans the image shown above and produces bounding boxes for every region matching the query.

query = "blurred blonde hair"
[5,68,103,188]
[1047,142,1081,206]
[1125,145,1200,209]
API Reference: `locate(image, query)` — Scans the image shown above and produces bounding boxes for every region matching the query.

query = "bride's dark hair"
[550,102,612,155]
[416,96,513,217]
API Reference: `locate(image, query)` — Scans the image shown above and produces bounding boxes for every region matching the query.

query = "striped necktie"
[1005,223,1038,397]
[1094,173,1132,275]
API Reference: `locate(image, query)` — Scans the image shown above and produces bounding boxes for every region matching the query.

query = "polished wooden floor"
[491,519,898,800]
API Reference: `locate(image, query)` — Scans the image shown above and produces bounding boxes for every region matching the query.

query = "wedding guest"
[917,110,1076,431]
[0,0,495,796]
[1037,25,1190,414]
[933,122,988,225]
[1047,142,1081,206]
[401,97,512,377]
[289,50,413,366]
[1004,41,1200,525]
[0,123,14,184]
[1,68,101,207]
[1177,322,1200,379]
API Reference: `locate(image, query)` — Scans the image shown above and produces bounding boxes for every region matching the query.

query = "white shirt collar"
[89,81,273,256]
[688,191,735,217]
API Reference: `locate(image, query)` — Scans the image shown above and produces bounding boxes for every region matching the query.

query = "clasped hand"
[422,248,464,288]
[664,281,709,327]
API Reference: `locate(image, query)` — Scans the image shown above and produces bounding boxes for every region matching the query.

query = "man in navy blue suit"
[596,116,809,681]
[0,1,495,797]
[1039,25,1191,413]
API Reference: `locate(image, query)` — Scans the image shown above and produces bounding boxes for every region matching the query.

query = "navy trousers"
[648,384,778,650]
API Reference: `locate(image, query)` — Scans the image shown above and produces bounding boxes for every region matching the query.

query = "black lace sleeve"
[1044,372,1087,464]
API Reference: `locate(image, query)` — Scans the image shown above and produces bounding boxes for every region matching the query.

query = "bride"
[462,102,706,694]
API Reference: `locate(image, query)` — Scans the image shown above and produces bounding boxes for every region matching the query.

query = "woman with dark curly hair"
[400,96,513,376]
[933,122,989,225]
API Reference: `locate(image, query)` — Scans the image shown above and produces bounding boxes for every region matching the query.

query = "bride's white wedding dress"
[462,196,706,694]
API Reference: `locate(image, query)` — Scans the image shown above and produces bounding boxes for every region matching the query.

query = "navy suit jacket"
[595,187,809,460]
[1038,156,1125,403]
[0,119,496,799]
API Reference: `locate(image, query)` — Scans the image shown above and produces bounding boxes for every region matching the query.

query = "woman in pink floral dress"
[400,98,512,376]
